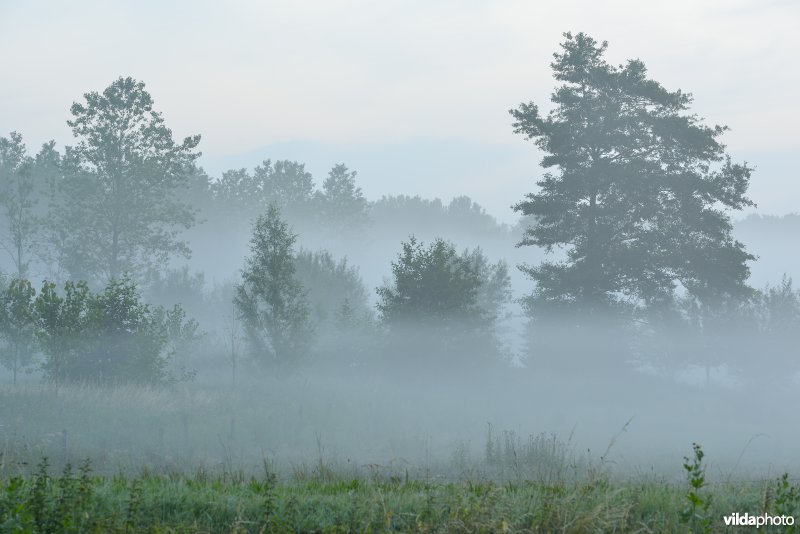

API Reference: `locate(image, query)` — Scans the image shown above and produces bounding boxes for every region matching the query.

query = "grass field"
[2,374,800,532]
[1,457,797,532]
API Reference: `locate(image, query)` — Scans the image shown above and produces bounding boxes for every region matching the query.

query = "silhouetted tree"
[257,159,314,214]
[82,277,171,383]
[212,160,315,225]
[235,205,312,365]
[32,140,64,279]
[295,248,374,366]
[51,77,201,283]
[316,163,368,232]
[446,196,500,237]
[153,303,202,381]
[746,276,800,381]
[377,237,484,327]
[369,195,505,241]
[212,168,255,216]
[463,247,512,325]
[35,276,193,384]
[0,133,43,278]
[0,278,37,383]
[34,279,91,384]
[377,238,510,368]
[294,249,370,330]
[511,33,754,319]
[759,276,800,335]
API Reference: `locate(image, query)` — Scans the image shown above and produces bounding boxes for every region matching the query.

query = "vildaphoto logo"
[723,512,795,528]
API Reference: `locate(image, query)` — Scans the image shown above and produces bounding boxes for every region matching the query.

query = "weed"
[125,478,143,531]
[774,473,800,532]
[680,442,712,533]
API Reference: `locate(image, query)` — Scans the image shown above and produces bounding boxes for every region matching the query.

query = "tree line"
[2,32,799,386]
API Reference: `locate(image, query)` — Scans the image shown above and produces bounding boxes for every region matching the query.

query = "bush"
[35,276,197,385]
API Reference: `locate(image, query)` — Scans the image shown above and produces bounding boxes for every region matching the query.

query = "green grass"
[1,459,798,533]
[3,379,800,532]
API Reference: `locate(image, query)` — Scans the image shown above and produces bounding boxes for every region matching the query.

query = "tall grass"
[2,455,798,532]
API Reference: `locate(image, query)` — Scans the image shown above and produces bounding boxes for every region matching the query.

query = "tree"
[0,132,42,278]
[235,205,312,364]
[32,140,64,279]
[256,159,314,214]
[212,160,315,225]
[144,266,206,317]
[446,196,500,237]
[294,248,370,330]
[34,280,92,383]
[377,237,484,328]
[463,248,512,325]
[35,276,191,384]
[376,238,510,368]
[748,276,800,380]
[153,303,202,382]
[368,195,507,245]
[0,278,37,383]
[83,277,172,384]
[316,164,368,232]
[52,77,201,283]
[295,249,374,366]
[510,33,754,319]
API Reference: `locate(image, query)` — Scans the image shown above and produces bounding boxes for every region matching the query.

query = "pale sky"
[1,0,798,222]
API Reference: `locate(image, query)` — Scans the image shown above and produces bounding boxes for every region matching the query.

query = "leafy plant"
[235,204,312,365]
[680,442,712,533]
[0,278,38,384]
[773,473,800,532]
[35,276,197,384]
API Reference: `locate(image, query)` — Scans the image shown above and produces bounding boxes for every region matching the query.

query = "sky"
[1,0,798,222]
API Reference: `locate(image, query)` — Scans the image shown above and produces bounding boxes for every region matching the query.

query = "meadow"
[2,460,793,533]
[3,369,800,532]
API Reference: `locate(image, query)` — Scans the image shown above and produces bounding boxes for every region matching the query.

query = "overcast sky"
[1,0,798,222]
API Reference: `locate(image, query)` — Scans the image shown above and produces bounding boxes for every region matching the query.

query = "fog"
[1,16,800,491]
[2,164,799,482]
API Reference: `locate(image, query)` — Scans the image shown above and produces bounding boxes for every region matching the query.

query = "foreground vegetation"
[2,455,799,533]
[3,379,800,532]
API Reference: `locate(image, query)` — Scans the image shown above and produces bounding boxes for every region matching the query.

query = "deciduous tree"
[0,278,37,383]
[376,238,510,368]
[0,133,42,278]
[235,205,312,364]
[53,77,201,283]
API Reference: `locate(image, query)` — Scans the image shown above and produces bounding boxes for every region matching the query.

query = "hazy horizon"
[2,0,799,223]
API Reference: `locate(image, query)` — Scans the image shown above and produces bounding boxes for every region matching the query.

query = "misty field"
[3,6,800,532]
[3,372,800,532]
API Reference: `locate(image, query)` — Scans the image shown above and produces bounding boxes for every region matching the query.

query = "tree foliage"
[0,132,43,279]
[52,77,201,283]
[370,195,503,240]
[377,237,511,367]
[34,279,91,383]
[82,277,171,383]
[235,205,312,365]
[212,160,315,225]
[294,249,370,329]
[511,33,754,318]
[31,277,195,384]
[0,278,37,383]
[316,164,369,233]
[377,237,484,327]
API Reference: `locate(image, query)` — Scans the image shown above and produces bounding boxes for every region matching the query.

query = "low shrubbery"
[0,276,199,385]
